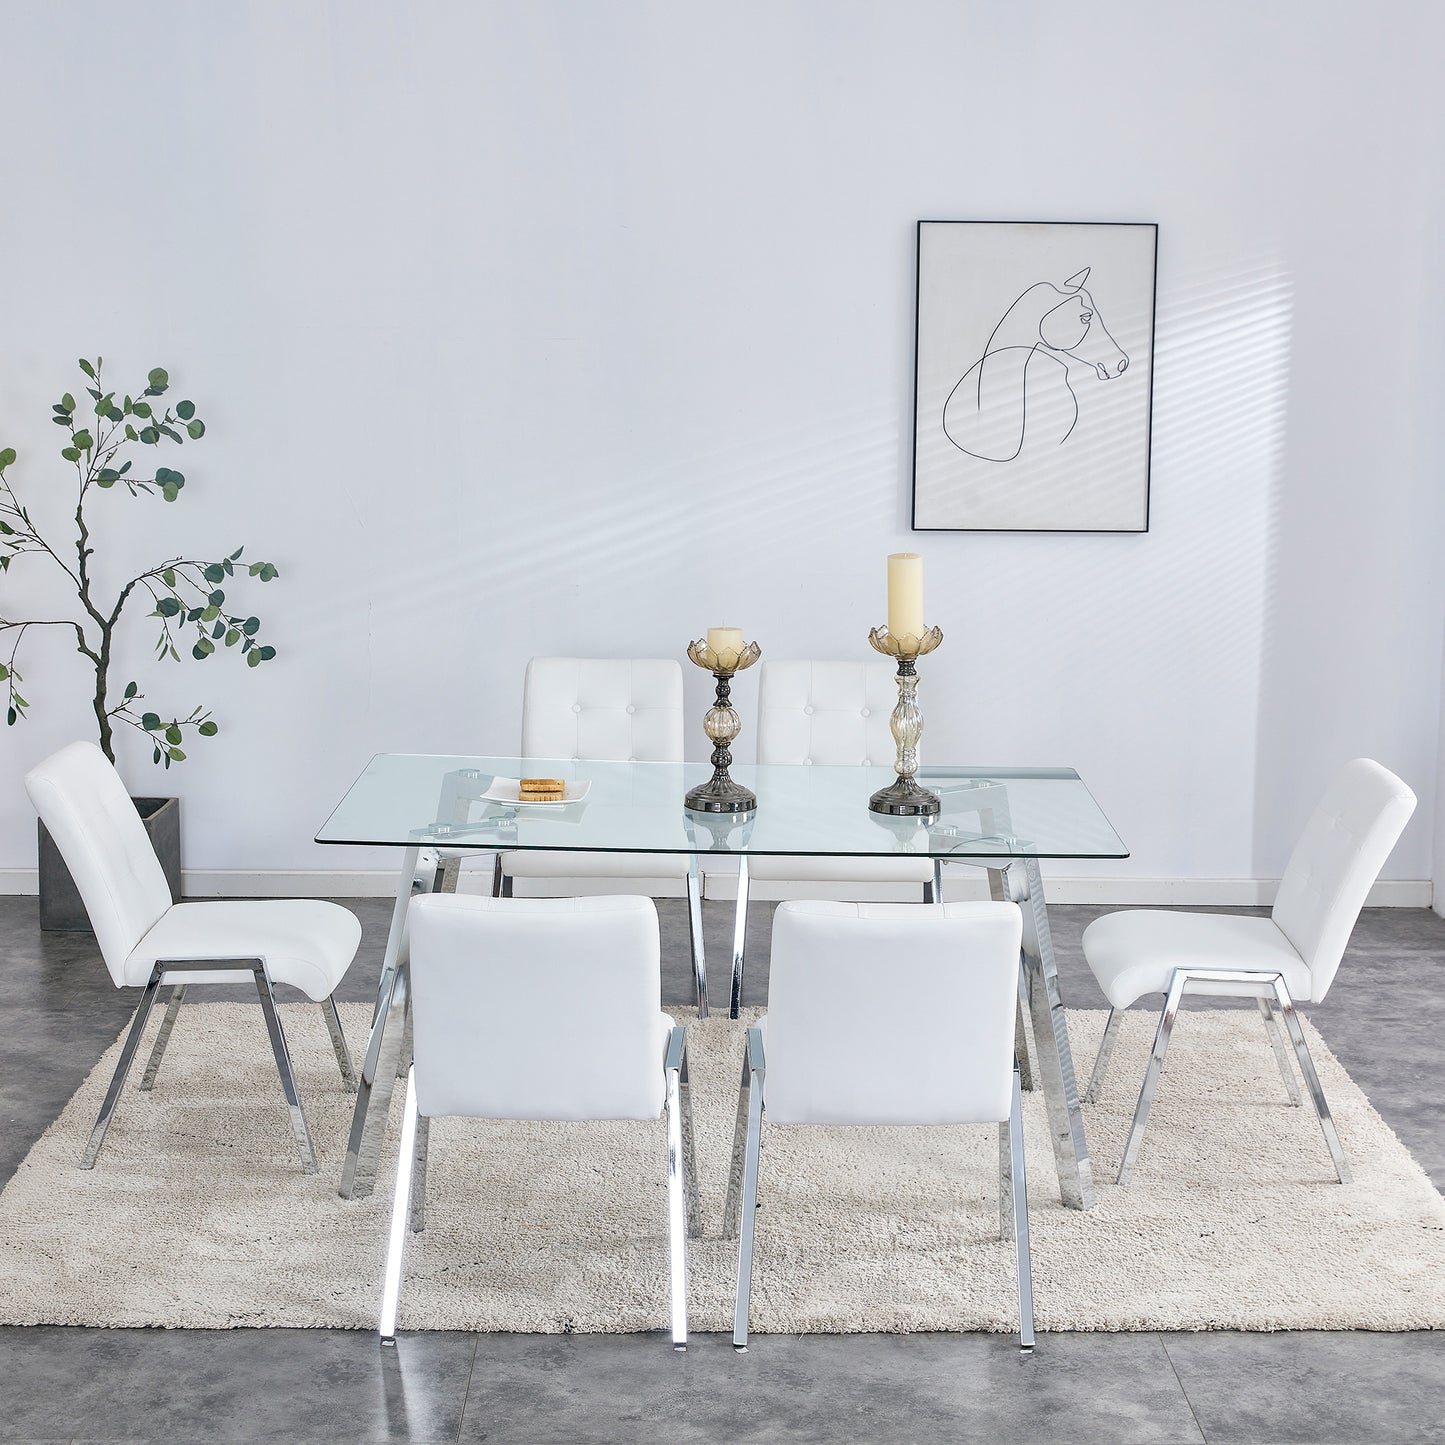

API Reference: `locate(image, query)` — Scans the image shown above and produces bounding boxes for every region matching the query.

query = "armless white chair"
[379,893,699,1348]
[726,661,939,1016]
[724,900,1033,1351]
[1082,758,1416,1186]
[25,741,361,1174]
[494,658,713,1015]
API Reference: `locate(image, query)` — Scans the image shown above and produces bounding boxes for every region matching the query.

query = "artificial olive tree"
[0,358,278,766]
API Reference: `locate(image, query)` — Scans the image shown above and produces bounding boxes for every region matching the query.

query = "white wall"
[1,0,1443,895]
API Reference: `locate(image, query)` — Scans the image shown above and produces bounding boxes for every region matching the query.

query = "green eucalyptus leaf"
[241,616,260,636]
[124,680,138,699]
[201,604,220,622]
[258,645,276,661]
[159,425,182,443]
[161,482,179,502]
[78,358,96,379]
[228,546,243,561]
[60,447,80,463]
[139,427,158,445]
[211,619,225,639]
[167,746,185,762]
[7,708,15,726]
[125,424,138,441]
[141,711,161,730]
[162,567,176,587]
[71,429,92,450]
[246,649,261,668]
[60,393,75,413]
[208,589,225,605]
[186,419,205,439]
[203,563,226,584]
[0,447,14,468]
[224,629,239,646]
[198,720,218,736]
[176,400,195,420]
[156,597,181,618]
[133,401,152,419]
[165,723,182,744]
[147,367,168,389]
[153,746,162,764]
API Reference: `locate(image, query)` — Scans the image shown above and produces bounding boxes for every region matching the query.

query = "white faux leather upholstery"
[760,900,1023,1125]
[127,899,362,999]
[504,658,689,881]
[749,660,932,885]
[1081,912,1313,1010]
[520,657,685,763]
[1082,759,1416,1008]
[25,741,174,985]
[1271,758,1417,1000]
[408,893,673,1121]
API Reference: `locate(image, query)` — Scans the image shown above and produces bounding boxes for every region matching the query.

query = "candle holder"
[684,638,761,814]
[867,624,944,817]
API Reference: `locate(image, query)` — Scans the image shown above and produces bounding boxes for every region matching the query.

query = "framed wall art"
[911,220,1157,533]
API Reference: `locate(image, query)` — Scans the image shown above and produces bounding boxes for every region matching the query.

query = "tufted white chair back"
[756,660,898,767]
[25,741,173,986]
[1271,758,1416,1002]
[521,658,685,764]
[761,900,1022,1126]
[407,893,669,1120]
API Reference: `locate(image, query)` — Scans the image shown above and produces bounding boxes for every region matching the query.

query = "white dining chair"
[724,899,1033,1351]
[725,660,940,1016]
[25,741,361,1173]
[378,893,699,1347]
[492,657,713,1016]
[1082,757,1417,1186]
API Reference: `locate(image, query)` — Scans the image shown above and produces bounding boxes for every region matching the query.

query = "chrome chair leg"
[254,968,319,1175]
[139,983,187,1092]
[1272,980,1350,1183]
[379,1068,421,1344]
[998,1115,1012,1239]
[676,1032,702,1240]
[323,994,356,1091]
[685,854,708,1019]
[491,853,504,897]
[1084,1008,1122,1103]
[1256,997,1301,1106]
[1117,971,1186,1185]
[499,875,513,898]
[409,1112,430,1234]
[1008,1067,1035,1352]
[732,1027,766,1350]
[729,857,750,1019]
[663,1027,691,1350]
[80,965,163,1168]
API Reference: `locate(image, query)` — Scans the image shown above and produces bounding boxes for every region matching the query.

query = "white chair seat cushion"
[125,899,362,1000]
[744,854,934,884]
[1081,910,1313,1010]
[500,849,690,879]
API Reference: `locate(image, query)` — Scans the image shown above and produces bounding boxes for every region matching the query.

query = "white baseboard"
[0,867,1429,908]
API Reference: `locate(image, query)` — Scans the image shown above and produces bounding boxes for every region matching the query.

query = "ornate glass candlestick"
[867,624,944,817]
[684,638,761,814]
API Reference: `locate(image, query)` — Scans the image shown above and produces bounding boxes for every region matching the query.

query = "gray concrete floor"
[0,893,1442,1442]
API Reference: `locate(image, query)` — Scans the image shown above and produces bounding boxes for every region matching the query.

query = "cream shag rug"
[1,1002,1443,1334]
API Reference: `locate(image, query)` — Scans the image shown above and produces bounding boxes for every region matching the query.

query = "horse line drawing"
[941,267,1130,465]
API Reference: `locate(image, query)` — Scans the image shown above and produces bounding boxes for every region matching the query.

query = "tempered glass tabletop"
[317,755,1128,861]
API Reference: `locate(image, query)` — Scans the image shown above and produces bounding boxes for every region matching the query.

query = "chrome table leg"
[926,857,944,903]
[409,1112,431,1234]
[663,1026,691,1349]
[729,857,750,1019]
[1008,857,1096,1210]
[685,853,709,1019]
[80,965,163,1168]
[139,983,187,1092]
[991,866,1034,1091]
[731,1026,766,1350]
[342,846,422,1199]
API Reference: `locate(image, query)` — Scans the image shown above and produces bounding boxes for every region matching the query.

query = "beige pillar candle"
[707,626,744,669]
[886,554,924,639]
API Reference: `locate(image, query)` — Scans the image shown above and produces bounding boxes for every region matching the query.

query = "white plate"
[481,777,591,808]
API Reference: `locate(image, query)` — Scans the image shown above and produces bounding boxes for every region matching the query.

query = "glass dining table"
[317,754,1128,1209]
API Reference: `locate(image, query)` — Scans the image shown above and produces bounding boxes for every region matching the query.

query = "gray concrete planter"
[39,795,182,932]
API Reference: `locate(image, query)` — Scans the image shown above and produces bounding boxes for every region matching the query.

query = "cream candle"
[706,626,744,669]
[886,554,924,639]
